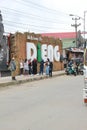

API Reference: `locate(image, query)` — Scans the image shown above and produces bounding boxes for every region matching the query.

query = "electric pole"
[71,17,81,47]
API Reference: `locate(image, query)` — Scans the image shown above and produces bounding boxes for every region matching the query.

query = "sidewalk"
[0,70,65,87]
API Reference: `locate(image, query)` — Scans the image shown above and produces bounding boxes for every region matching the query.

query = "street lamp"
[69,14,81,47]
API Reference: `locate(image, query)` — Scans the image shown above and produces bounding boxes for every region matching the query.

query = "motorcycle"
[78,63,84,75]
[66,65,77,76]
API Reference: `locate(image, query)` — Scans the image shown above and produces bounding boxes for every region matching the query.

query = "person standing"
[28,59,32,75]
[32,58,37,75]
[39,59,44,75]
[9,57,16,80]
[23,59,29,75]
[45,58,50,75]
[20,59,24,75]
[49,62,53,77]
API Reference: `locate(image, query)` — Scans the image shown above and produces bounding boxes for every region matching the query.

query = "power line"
[4,20,67,32]
[0,1,72,33]
[15,0,67,16]
[4,23,53,33]
[1,7,69,24]
[0,7,70,33]
[4,20,67,29]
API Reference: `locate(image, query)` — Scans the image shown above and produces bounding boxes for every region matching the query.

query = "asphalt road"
[0,75,87,130]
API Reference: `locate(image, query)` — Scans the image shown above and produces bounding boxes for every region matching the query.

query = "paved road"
[0,75,87,130]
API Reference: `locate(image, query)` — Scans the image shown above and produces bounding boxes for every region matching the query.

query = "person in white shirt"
[20,59,24,75]
[23,59,29,75]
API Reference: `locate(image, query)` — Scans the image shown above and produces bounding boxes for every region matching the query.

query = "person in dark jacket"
[39,59,44,75]
[28,59,32,75]
[32,58,37,75]
[49,62,53,77]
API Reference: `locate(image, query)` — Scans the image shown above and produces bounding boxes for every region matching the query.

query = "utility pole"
[71,17,81,47]
[84,11,87,43]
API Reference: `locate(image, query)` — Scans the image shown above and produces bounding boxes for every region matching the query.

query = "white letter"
[47,45,53,62]
[41,44,47,62]
[54,45,60,61]
[26,42,37,61]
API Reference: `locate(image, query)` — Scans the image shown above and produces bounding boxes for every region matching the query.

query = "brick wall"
[10,32,64,75]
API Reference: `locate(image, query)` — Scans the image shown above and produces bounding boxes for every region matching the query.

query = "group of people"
[20,58,37,75]
[20,58,53,77]
[9,57,53,80]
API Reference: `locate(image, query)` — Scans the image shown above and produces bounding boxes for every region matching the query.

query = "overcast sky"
[0,0,87,34]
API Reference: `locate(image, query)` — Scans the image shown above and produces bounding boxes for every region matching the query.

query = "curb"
[0,72,65,87]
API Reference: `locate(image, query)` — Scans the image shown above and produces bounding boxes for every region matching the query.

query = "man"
[49,62,53,77]
[9,57,16,80]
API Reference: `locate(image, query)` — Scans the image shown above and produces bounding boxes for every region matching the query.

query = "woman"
[20,59,24,75]
[23,59,29,75]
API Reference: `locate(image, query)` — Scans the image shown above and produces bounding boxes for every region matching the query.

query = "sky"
[0,0,87,35]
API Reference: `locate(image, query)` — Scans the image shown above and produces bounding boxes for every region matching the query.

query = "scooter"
[66,66,77,76]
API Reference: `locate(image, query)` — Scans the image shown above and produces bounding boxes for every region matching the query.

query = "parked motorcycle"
[78,63,84,75]
[66,66,77,76]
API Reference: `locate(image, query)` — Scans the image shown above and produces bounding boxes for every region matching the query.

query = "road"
[0,75,87,130]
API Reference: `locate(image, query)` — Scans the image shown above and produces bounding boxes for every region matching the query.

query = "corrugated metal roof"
[66,48,84,53]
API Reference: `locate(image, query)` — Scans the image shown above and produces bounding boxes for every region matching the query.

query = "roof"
[66,48,84,53]
[41,32,76,39]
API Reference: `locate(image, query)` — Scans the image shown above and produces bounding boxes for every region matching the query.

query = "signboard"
[26,42,60,62]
